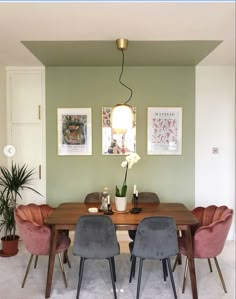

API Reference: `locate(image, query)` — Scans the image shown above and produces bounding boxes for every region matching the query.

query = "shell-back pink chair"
[14,203,71,288]
[178,205,233,293]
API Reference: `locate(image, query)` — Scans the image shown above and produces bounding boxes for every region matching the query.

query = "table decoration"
[115,152,140,211]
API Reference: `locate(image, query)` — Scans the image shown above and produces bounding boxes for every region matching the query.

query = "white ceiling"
[0,2,235,66]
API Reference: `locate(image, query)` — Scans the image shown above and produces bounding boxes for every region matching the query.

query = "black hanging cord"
[119,49,133,104]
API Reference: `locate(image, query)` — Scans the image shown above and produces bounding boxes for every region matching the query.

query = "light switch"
[212,147,219,154]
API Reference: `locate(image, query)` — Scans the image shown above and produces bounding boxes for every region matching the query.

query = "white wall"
[0,67,6,239]
[0,67,6,166]
[196,66,235,240]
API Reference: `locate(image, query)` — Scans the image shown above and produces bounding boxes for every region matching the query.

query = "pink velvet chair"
[14,203,71,288]
[177,205,233,293]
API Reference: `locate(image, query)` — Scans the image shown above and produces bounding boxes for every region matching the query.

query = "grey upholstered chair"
[84,192,100,203]
[129,216,178,299]
[73,215,120,299]
[128,192,160,277]
[128,192,160,240]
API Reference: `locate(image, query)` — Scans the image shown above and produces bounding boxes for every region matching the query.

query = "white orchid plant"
[115,152,141,197]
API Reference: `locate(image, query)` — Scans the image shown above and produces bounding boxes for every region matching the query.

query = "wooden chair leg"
[214,257,227,293]
[63,250,71,268]
[172,253,182,272]
[177,253,182,265]
[167,258,177,299]
[108,258,117,299]
[136,258,144,299]
[22,254,34,288]
[57,253,68,288]
[76,257,85,299]
[182,257,189,293]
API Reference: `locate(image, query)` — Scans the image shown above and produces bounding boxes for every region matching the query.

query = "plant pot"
[0,235,19,257]
[115,196,127,212]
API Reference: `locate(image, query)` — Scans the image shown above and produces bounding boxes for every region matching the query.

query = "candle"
[136,190,138,197]
[133,185,136,194]
[107,195,110,205]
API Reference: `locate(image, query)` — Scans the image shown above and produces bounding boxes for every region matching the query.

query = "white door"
[6,67,46,205]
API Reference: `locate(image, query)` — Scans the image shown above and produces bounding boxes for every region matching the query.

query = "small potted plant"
[115,152,140,211]
[0,163,41,257]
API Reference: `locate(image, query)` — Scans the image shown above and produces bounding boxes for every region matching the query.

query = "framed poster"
[102,107,136,155]
[57,108,92,155]
[147,107,182,155]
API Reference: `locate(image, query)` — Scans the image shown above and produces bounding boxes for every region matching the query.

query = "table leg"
[45,225,58,298]
[185,227,198,299]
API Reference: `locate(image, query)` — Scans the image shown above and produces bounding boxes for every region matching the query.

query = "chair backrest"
[192,205,231,227]
[132,216,178,259]
[84,192,100,204]
[138,192,160,203]
[73,215,120,259]
[14,204,54,255]
[15,203,54,225]
[192,206,233,258]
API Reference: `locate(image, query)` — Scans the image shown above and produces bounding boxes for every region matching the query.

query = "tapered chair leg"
[207,258,213,272]
[76,257,85,299]
[162,259,168,281]
[109,258,117,299]
[132,256,136,278]
[167,258,177,299]
[214,257,227,293]
[34,255,38,269]
[136,258,144,299]
[58,253,68,288]
[172,253,182,272]
[182,257,189,293]
[110,257,117,282]
[64,250,71,268]
[129,255,136,283]
[22,254,34,288]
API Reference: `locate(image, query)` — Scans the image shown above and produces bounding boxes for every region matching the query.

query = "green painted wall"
[46,67,195,209]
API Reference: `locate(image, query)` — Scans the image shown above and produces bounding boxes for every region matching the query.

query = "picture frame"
[57,108,92,155]
[147,107,182,155]
[102,107,136,155]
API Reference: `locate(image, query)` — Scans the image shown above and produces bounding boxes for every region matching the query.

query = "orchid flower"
[115,153,140,197]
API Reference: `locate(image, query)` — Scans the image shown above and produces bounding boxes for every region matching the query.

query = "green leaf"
[115,186,120,197]
[121,185,127,197]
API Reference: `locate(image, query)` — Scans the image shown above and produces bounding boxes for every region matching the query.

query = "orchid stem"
[123,164,128,187]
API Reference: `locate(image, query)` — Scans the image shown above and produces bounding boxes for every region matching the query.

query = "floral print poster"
[147,107,182,155]
[57,108,92,155]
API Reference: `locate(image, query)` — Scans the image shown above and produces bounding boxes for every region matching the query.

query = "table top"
[45,202,198,230]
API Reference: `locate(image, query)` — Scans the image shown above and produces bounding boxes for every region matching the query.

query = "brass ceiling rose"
[116,38,128,51]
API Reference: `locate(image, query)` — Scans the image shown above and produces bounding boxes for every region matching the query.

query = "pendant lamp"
[110,38,134,134]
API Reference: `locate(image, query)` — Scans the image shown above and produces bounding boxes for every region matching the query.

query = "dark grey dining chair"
[128,192,160,240]
[73,215,120,299]
[84,192,100,203]
[128,192,160,276]
[129,216,179,299]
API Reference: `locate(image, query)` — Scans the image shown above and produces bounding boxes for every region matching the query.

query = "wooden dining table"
[44,202,199,299]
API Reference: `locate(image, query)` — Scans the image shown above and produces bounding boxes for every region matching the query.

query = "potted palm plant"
[0,163,41,257]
